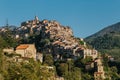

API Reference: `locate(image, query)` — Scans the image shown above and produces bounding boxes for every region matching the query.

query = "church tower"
[35,16,39,21]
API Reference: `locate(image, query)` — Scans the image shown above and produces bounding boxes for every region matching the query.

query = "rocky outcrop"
[38,18,86,60]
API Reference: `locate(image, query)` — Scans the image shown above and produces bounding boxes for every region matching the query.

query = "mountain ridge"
[85,22,120,61]
[86,22,120,39]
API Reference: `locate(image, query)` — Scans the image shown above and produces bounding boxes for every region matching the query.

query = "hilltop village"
[0,16,116,80]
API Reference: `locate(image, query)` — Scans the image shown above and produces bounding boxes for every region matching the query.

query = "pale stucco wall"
[15,44,36,59]
[15,49,26,57]
[26,44,36,59]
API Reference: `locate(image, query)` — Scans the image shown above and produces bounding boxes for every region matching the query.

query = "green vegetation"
[89,34,120,49]
[79,40,84,45]
[85,22,120,62]
[0,30,17,48]
[43,54,54,66]
[86,33,120,61]
[55,60,81,80]
[1,21,120,79]
[0,52,55,80]
[102,54,120,79]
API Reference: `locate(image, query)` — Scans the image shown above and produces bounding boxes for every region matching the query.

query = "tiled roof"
[16,44,29,50]
[94,72,103,74]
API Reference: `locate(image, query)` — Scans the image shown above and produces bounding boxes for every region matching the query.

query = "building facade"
[15,44,36,59]
[94,58,105,80]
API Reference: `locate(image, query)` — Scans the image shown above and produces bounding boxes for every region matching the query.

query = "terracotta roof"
[76,48,83,51]
[52,41,63,45]
[16,44,29,50]
[94,72,103,74]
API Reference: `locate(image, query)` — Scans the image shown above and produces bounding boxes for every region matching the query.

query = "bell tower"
[35,16,39,21]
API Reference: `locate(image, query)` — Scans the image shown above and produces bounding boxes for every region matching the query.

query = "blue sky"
[0,0,120,38]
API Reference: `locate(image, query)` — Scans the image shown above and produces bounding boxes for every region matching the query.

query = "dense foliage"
[1,23,120,79]
[0,31,17,48]
[89,34,120,49]
[85,22,120,62]
[0,52,55,80]
[86,33,120,61]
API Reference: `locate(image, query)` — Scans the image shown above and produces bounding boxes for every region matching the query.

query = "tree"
[111,66,118,73]
[109,66,120,80]
[57,63,68,77]
[81,73,93,80]
[72,67,81,80]
[74,57,84,68]
[65,67,81,80]
[43,54,54,66]
[0,50,8,76]
[79,40,84,45]
[0,30,17,48]
[0,36,7,48]
[67,60,74,72]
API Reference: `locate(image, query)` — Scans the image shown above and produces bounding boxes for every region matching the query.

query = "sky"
[0,0,120,38]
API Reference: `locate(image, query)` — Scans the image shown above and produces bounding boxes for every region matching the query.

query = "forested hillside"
[85,22,120,61]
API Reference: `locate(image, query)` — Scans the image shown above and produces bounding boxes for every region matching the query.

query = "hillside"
[1,17,120,80]
[86,22,120,41]
[85,22,120,61]
[0,16,87,60]
[0,17,98,80]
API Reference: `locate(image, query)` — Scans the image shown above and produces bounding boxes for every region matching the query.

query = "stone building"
[3,48,14,54]
[73,48,98,60]
[36,53,43,63]
[94,58,105,80]
[82,49,98,59]
[15,44,36,60]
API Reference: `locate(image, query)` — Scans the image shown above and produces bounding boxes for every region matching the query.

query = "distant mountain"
[85,22,120,61]
[86,22,120,41]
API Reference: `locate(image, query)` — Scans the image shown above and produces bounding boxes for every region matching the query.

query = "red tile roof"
[16,44,29,50]
[94,72,103,74]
